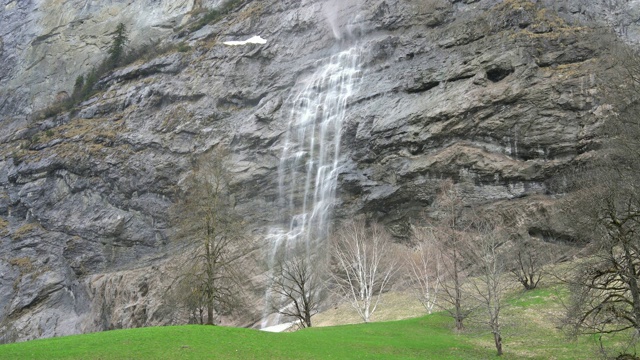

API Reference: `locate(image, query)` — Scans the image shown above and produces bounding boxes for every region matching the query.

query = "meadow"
[0,286,604,359]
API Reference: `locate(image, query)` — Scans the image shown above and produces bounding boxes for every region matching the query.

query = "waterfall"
[261,47,361,328]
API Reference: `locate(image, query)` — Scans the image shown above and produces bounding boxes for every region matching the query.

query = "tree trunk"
[305,313,312,328]
[206,303,214,325]
[453,251,464,331]
[364,302,370,323]
[494,332,503,356]
[455,315,464,331]
[623,240,640,330]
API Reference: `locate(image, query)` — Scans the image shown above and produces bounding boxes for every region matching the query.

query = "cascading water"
[261,47,361,328]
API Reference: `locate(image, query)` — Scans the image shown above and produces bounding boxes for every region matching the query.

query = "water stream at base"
[261,47,361,328]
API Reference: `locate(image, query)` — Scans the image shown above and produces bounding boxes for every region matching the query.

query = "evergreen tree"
[108,23,128,68]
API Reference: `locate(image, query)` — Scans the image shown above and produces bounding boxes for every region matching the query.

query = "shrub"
[12,223,42,241]
[9,257,34,272]
[189,0,245,32]
[0,217,8,236]
[177,42,192,53]
[73,75,84,94]
[119,39,176,65]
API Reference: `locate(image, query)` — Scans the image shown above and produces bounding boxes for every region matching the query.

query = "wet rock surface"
[0,0,630,341]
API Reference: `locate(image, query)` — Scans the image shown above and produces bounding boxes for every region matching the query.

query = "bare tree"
[406,225,444,314]
[170,149,250,325]
[169,268,208,324]
[331,219,398,323]
[431,180,474,331]
[510,237,545,291]
[561,41,640,356]
[469,220,511,357]
[269,250,326,328]
[563,165,640,352]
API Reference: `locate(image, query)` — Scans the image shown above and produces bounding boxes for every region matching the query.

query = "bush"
[9,257,34,272]
[73,75,84,93]
[177,42,192,53]
[189,0,245,32]
[119,39,182,65]
[12,223,42,241]
[0,217,8,236]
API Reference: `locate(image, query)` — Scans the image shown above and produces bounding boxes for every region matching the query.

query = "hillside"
[0,286,602,359]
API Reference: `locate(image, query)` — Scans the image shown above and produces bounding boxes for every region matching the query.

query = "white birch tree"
[406,225,444,314]
[331,220,398,323]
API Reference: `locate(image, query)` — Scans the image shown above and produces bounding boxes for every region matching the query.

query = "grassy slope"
[0,287,601,360]
[0,316,488,360]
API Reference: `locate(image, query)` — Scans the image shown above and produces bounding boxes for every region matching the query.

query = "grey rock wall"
[0,0,224,117]
[0,0,629,342]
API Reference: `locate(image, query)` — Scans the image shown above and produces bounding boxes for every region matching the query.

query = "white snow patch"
[223,35,267,46]
[260,321,297,333]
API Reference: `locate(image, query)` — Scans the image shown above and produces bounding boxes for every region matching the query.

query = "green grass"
[0,283,610,359]
[0,315,493,360]
[0,286,603,360]
[507,285,570,307]
[495,286,599,359]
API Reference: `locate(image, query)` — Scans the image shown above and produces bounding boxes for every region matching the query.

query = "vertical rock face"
[0,0,225,117]
[338,0,607,232]
[540,0,640,42]
[0,0,633,342]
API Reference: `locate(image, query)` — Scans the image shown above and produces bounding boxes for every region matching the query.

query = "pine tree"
[107,23,128,68]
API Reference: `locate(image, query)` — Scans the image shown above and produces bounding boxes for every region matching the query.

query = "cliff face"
[0,0,227,116]
[0,0,632,342]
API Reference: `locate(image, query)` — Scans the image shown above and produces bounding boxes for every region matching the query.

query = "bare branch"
[331,219,399,323]
[269,249,326,328]
[167,148,254,325]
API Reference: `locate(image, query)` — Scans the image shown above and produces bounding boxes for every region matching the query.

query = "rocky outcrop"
[337,0,608,234]
[0,0,629,342]
[0,0,225,117]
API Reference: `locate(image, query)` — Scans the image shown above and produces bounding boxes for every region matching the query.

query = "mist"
[323,0,361,40]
